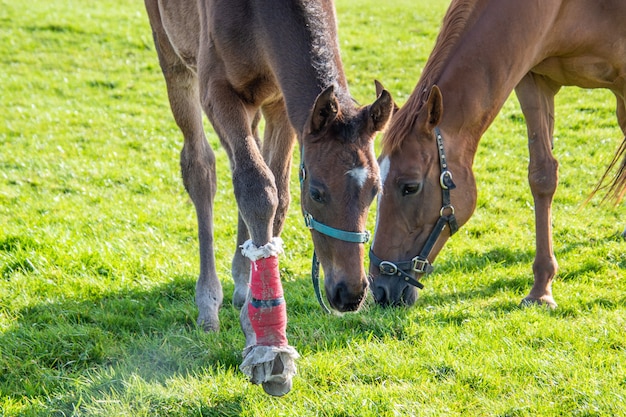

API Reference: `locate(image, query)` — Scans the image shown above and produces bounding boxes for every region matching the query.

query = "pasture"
[1,0,625,415]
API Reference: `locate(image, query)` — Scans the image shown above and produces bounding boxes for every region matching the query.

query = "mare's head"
[369,85,477,306]
[300,83,394,312]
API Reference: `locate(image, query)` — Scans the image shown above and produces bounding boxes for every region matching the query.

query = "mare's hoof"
[519,296,557,309]
[262,378,293,397]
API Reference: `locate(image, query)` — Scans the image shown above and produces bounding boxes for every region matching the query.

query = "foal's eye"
[372,184,380,199]
[401,182,422,196]
[310,187,325,203]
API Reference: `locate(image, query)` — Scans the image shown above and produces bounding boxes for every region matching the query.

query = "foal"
[144,0,393,395]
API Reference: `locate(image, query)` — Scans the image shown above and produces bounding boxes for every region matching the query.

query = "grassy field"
[1,0,625,415]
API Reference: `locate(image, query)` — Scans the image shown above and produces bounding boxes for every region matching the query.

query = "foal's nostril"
[330,282,364,312]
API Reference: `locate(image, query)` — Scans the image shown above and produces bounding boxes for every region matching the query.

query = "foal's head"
[300,84,394,312]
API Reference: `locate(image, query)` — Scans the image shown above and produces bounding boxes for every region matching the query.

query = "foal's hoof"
[232,287,247,309]
[262,350,293,396]
[519,296,557,309]
[197,316,220,332]
[262,378,293,397]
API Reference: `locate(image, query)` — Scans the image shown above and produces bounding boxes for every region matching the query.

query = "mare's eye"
[310,187,325,203]
[401,182,422,196]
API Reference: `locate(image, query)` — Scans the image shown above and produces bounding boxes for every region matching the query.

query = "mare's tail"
[588,136,626,205]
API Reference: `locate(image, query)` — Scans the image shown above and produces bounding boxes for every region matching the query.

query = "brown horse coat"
[144,0,393,395]
[370,0,626,308]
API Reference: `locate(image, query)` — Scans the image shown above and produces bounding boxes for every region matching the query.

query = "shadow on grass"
[425,232,624,303]
[0,276,243,397]
[1,234,621,414]
[0,270,419,415]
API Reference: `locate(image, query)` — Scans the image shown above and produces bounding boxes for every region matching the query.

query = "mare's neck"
[435,0,557,141]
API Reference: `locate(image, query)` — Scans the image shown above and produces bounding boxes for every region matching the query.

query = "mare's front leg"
[515,73,560,308]
[145,3,222,331]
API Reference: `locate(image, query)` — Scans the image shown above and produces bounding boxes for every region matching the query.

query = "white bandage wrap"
[240,345,300,385]
[240,237,284,261]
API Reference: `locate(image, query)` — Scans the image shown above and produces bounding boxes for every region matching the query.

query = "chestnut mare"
[369,0,626,308]
[145,0,393,396]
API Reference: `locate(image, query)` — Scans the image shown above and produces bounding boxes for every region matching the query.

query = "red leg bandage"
[248,255,288,346]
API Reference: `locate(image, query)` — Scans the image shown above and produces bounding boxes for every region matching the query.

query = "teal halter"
[299,145,371,313]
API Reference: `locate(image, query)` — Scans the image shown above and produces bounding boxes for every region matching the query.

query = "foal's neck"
[254,0,351,133]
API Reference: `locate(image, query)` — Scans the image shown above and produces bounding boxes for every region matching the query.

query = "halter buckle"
[439,170,456,190]
[299,163,306,183]
[379,261,398,276]
[412,257,432,274]
[303,212,313,229]
[440,204,455,217]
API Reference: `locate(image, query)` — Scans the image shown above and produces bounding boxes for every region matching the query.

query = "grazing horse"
[369,0,626,308]
[144,0,393,396]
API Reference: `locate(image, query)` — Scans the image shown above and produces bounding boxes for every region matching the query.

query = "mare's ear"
[425,85,443,128]
[309,85,339,135]
[374,80,399,113]
[369,85,394,132]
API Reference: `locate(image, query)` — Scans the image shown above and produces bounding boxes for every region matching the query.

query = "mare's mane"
[382,0,476,155]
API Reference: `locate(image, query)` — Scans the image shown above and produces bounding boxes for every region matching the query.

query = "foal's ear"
[374,80,399,113]
[369,83,395,132]
[425,85,443,128]
[309,85,339,135]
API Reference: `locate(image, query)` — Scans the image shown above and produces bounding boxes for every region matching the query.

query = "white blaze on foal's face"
[347,166,369,189]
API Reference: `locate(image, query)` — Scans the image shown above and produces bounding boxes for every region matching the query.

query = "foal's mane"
[302,0,342,91]
[382,0,477,155]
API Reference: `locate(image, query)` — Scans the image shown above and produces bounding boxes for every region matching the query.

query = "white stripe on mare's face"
[378,156,390,186]
[347,166,369,189]
[374,156,390,237]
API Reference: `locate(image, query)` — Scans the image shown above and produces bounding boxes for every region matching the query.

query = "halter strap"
[299,144,370,313]
[369,127,458,288]
[304,213,371,243]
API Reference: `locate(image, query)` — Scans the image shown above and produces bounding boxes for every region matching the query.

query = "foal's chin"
[369,275,419,307]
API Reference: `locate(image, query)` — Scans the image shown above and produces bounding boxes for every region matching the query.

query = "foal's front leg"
[515,73,560,308]
[200,71,298,395]
[231,101,296,309]
[145,3,222,331]
[231,111,261,309]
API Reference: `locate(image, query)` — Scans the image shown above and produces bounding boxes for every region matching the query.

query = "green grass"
[1,0,625,415]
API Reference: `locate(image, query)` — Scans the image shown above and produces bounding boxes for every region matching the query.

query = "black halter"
[369,127,459,289]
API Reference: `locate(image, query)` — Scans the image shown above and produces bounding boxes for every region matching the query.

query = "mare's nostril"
[400,284,418,305]
[371,281,391,307]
